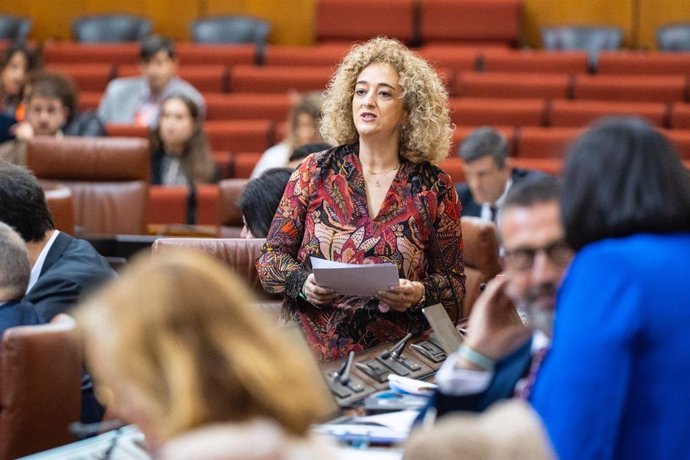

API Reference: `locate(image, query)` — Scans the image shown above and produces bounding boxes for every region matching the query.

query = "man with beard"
[430,175,572,415]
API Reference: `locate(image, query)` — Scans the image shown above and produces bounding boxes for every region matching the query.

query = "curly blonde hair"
[320,37,452,165]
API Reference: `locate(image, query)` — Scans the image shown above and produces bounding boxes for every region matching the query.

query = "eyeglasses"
[503,240,573,271]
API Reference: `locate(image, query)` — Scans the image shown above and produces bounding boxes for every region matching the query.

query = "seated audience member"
[237,167,293,238]
[0,71,75,165]
[75,250,337,458]
[0,221,40,337]
[430,176,571,416]
[0,43,40,120]
[98,35,205,127]
[456,127,545,221]
[250,92,324,178]
[404,400,554,460]
[287,142,332,169]
[149,94,219,186]
[530,117,690,460]
[0,162,115,322]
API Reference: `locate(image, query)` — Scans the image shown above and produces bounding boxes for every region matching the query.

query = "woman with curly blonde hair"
[258,37,465,361]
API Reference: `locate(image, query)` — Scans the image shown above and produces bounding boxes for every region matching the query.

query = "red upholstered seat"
[229,65,334,94]
[264,44,351,66]
[233,152,263,179]
[419,0,520,46]
[548,100,667,128]
[455,72,572,100]
[316,0,415,44]
[42,41,139,66]
[661,129,690,160]
[449,98,547,128]
[483,49,589,74]
[105,123,147,138]
[450,126,516,158]
[669,103,690,129]
[439,157,465,183]
[417,45,482,73]
[516,127,584,158]
[117,64,229,93]
[78,91,102,112]
[573,74,687,104]
[204,120,274,152]
[43,184,76,235]
[205,93,292,122]
[511,157,564,176]
[46,63,114,93]
[175,42,256,66]
[597,51,690,76]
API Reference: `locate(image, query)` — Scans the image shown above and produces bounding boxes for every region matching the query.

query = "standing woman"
[257,37,465,361]
[149,94,219,186]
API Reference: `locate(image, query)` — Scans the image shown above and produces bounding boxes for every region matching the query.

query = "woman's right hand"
[302,273,337,305]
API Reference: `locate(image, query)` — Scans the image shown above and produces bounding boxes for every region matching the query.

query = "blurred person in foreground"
[257,37,465,361]
[530,117,690,459]
[428,176,572,415]
[75,250,337,458]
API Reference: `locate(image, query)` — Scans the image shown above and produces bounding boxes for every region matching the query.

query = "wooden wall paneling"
[638,0,690,50]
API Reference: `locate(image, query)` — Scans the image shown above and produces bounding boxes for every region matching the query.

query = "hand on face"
[461,276,532,361]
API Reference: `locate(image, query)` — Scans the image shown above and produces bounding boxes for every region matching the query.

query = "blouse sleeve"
[256,157,314,299]
[421,177,466,322]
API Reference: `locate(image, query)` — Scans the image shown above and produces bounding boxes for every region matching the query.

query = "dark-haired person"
[0,162,115,322]
[150,95,219,186]
[0,43,40,120]
[237,167,293,238]
[287,142,332,169]
[530,117,690,460]
[98,35,205,126]
[0,71,75,165]
[456,127,545,222]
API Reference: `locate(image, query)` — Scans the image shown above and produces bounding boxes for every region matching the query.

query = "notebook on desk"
[421,303,463,354]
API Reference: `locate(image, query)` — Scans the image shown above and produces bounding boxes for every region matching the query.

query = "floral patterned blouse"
[257,144,465,361]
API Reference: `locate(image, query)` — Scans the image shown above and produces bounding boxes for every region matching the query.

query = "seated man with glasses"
[428,175,573,415]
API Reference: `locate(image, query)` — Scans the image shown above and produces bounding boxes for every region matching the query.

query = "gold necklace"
[362,164,400,188]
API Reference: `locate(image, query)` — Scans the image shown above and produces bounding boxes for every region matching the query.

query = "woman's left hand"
[376,279,424,312]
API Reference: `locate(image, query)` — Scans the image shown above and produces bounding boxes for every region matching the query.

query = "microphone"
[410,175,462,324]
[332,350,355,385]
[380,332,413,360]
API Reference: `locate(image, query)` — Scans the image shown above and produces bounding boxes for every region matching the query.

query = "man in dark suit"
[0,162,115,423]
[431,176,573,416]
[0,162,115,322]
[455,127,545,221]
[0,222,40,337]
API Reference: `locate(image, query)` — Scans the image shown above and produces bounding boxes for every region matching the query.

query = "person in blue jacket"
[530,117,690,460]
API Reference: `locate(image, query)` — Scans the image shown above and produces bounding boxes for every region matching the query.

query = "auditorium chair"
[656,23,690,52]
[205,93,292,122]
[229,65,334,94]
[316,0,415,45]
[515,127,583,158]
[46,63,115,93]
[117,64,229,93]
[44,184,76,235]
[419,0,521,47]
[175,43,255,67]
[454,72,572,100]
[548,100,667,128]
[449,98,547,128]
[72,14,151,43]
[459,217,502,319]
[147,184,221,236]
[219,178,248,237]
[670,103,690,130]
[151,238,283,321]
[0,315,82,460]
[190,16,270,63]
[597,51,690,76]
[0,15,32,41]
[264,43,351,66]
[572,74,686,104]
[450,126,516,160]
[42,42,139,66]
[205,120,274,152]
[482,49,589,75]
[27,137,150,236]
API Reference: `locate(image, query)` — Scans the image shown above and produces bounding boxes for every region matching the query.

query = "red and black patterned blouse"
[257,144,465,361]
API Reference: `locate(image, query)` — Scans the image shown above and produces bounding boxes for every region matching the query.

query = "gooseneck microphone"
[410,175,461,325]
[332,350,356,385]
[380,332,413,360]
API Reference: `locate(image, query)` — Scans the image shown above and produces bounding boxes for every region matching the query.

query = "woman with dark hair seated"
[149,94,219,186]
[237,167,293,238]
[530,117,690,460]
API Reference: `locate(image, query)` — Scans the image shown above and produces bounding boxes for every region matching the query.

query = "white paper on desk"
[310,257,399,296]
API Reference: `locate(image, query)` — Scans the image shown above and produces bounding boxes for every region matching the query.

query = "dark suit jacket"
[455,168,547,218]
[431,339,533,417]
[0,299,41,338]
[24,232,115,322]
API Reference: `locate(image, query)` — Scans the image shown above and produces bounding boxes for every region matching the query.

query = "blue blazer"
[0,299,41,338]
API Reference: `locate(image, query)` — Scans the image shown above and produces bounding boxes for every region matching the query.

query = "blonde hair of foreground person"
[403,400,555,460]
[74,250,334,449]
[320,36,452,165]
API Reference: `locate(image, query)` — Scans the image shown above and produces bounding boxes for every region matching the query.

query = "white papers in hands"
[310,257,399,297]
